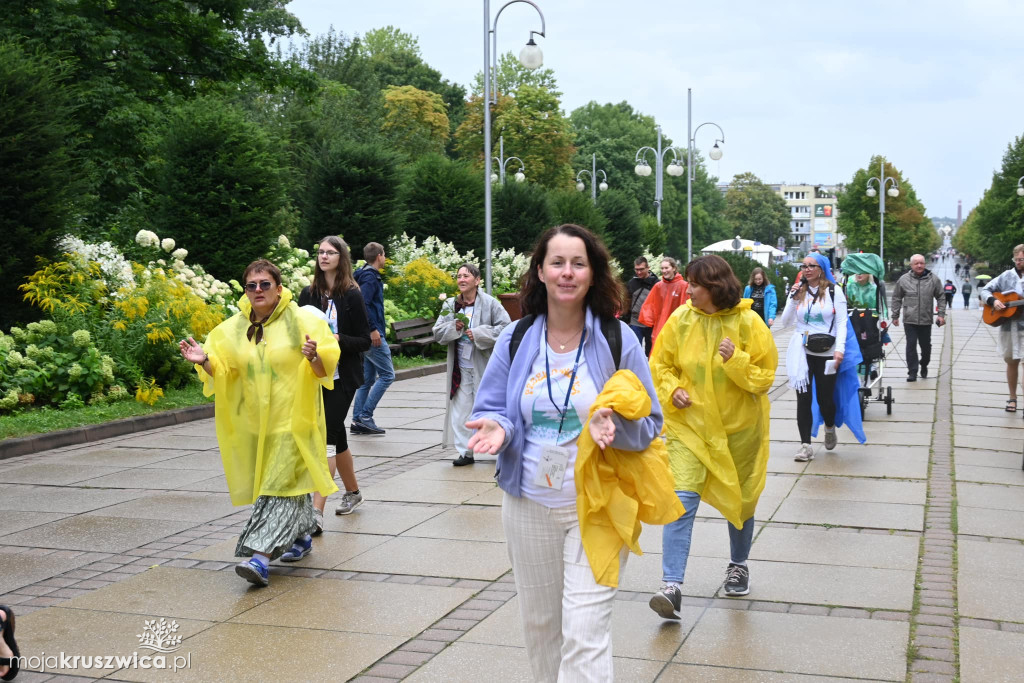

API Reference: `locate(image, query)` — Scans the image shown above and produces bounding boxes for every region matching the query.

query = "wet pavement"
[1,258,1022,681]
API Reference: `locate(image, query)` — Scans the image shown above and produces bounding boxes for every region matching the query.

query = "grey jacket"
[433,291,511,448]
[892,269,946,325]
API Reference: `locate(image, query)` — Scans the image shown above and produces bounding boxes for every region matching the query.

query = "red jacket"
[638,274,690,344]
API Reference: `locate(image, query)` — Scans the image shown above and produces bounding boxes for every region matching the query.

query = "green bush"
[492,180,553,251]
[401,154,483,255]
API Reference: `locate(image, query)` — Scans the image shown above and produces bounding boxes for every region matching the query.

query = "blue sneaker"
[235,559,269,586]
[280,536,313,563]
[357,417,385,435]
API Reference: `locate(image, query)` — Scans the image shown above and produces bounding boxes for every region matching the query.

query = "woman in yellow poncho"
[179,259,340,587]
[647,255,777,619]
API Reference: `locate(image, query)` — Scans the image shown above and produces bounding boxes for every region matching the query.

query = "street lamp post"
[1016,176,1024,197]
[634,125,684,225]
[865,158,899,261]
[575,153,608,205]
[491,136,526,185]
[687,88,725,263]
[483,0,546,293]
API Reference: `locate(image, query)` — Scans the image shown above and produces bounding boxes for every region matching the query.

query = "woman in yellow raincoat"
[648,254,777,619]
[179,259,340,587]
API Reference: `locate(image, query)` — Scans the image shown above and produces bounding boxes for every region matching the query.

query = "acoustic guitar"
[982,291,1024,326]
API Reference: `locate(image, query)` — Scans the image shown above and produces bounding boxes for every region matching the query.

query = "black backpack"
[508,314,622,370]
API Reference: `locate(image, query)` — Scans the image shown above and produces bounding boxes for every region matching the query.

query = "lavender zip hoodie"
[470,307,664,497]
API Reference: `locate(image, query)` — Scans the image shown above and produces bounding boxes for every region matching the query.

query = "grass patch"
[0,383,212,440]
[392,353,445,370]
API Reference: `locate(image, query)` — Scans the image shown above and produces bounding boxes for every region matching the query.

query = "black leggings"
[796,354,837,443]
[323,383,356,452]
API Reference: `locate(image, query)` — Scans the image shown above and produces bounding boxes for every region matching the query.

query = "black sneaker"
[355,417,385,435]
[350,420,370,435]
[649,584,682,620]
[452,452,475,466]
[907,376,917,383]
[920,367,928,378]
[723,563,750,596]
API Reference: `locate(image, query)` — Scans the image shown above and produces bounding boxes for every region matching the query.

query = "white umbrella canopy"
[701,238,786,257]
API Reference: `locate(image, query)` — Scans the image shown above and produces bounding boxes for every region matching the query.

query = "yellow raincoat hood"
[197,288,341,505]
[649,300,777,528]
[576,370,686,588]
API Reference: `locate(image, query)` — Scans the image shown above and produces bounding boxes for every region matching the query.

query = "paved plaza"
[1,266,1023,681]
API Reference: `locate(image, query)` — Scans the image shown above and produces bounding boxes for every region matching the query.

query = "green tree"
[597,189,644,269]
[959,135,1024,266]
[836,156,940,271]
[472,51,560,98]
[640,214,666,255]
[150,97,286,280]
[456,86,575,190]
[401,154,483,255]
[0,41,84,326]
[492,181,554,251]
[723,172,791,245]
[381,85,449,158]
[550,190,608,237]
[300,137,405,253]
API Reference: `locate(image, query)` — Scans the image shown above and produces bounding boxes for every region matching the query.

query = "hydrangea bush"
[264,235,314,298]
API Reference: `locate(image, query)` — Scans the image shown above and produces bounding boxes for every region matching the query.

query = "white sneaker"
[824,426,837,451]
[794,444,814,462]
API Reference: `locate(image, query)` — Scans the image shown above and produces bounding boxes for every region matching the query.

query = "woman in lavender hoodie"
[467,224,663,682]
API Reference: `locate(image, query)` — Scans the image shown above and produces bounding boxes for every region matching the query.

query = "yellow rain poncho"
[649,300,777,529]
[197,289,341,506]
[576,370,686,588]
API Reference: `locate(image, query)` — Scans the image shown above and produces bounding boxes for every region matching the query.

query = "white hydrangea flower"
[161,238,175,253]
[172,248,188,260]
[278,235,290,248]
[135,230,159,247]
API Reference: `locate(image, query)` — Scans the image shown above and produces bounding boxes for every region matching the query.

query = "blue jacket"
[743,283,778,322]
[471,307,664,497]
[355,265,385,335]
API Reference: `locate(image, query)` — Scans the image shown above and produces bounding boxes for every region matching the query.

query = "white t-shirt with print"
[519,335,598,508]
[325,299,340,380]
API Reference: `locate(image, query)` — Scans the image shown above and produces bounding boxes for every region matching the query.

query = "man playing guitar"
[981,244,1024,413]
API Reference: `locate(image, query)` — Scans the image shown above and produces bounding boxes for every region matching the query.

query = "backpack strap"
[508,313,621,370]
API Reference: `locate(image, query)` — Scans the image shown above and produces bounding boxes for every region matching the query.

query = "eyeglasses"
[800,264,819,270]
[245,280,274,292]
[317,250,340,257]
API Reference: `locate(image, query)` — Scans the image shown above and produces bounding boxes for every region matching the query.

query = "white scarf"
[786,333,809,392]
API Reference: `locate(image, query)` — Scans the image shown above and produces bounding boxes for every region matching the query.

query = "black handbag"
[803,286,837,353]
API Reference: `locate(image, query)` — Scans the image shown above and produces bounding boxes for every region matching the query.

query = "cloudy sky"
[286,0,1023,218]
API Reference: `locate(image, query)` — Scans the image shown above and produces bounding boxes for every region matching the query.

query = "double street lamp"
[576,154,608,205]
[483,0,546,293]
[865,158,899,261]
[1016,176,1024,197]
[686,88,725,262]
[491,136,526,185]
[634,125,684,225]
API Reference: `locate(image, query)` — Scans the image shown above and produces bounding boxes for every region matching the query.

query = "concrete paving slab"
[405,642,531,683]
[53,447,189,468]
[772,498,924,531]
[80,467,217,490]
[17,607,214,675]
[337,535,510,580]
[185,531,390,569]
[743,561,914,610]
[788,475,926,505]
[0,514,195,552]
[63,566,309,621]
[0,462,127,485]
[348,439,437,458]
[958,506,1024,540]
[111,434,217,450]
[117,622,403,683]
[955,431,1021,452]
[657,664,853,681]
[617,553,725,598]
[957,482,1024,511]
[673,609,908,680]
[139,451,225,470]
[750,526,919,570]
[464,486,504,506]
[393,459,499,483]
[955,447,1024,469]
[229,576,473,637]
[401,506,505,543]
[322,501,446,535]
[0,510,69,536]
[0,484,147,513]
[795,451,929,479]
[959,627,1024,683]
[367,477,496,504]
[955,465,1024,485]
[348,430,441,445]
[0,548,100,594]
[174,474,229,493]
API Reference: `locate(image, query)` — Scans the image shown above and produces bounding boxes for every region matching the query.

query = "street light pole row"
[483,0,545,294]
[633,125,684,226]
[575,153,607,206]
[491,136,526,185]
[865,158,899,261]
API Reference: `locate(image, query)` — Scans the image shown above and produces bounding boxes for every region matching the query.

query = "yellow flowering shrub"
[387,258,456,321]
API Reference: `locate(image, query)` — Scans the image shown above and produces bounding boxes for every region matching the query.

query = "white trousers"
[450,365,477,455]
[502,492,624,683]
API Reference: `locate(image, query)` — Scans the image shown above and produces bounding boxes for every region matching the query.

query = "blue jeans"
[661,490,755,583]
[353,342,394,421]
[629,324,653,358]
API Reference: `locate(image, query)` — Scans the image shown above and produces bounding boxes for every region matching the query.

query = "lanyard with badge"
[533,325,587,490]
[325,298,338,334]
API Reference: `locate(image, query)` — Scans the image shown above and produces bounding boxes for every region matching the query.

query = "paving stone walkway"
[1,263,1022,681]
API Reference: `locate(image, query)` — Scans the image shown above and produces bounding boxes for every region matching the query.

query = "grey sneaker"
[649,584,682,620]
[794,444,814,462]
[824,426,837,451]
[335,490,363,516]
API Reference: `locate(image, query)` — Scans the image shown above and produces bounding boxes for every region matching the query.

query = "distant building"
[717,182,845,258]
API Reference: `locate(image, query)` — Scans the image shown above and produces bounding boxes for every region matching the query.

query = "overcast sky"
[287,0,1023,218]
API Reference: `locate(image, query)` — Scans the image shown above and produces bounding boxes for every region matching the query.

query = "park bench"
[390,317,439,356]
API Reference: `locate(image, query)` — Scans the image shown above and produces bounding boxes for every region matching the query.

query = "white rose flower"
[161,238,175,252]
[438,293,447,301]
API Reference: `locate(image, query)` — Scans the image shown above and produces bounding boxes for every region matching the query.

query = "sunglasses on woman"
[245,280,274,292]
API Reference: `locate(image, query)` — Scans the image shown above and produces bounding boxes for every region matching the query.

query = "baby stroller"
[841,254,894,417]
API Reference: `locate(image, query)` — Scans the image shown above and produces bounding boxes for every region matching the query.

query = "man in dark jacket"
[351,242,393,435]
[891,254,946,382]
[626,256,660,357]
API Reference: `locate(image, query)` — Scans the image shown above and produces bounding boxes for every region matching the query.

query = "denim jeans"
[629,324,653,358]
[353,342,394,421]
[661,490,755,583]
